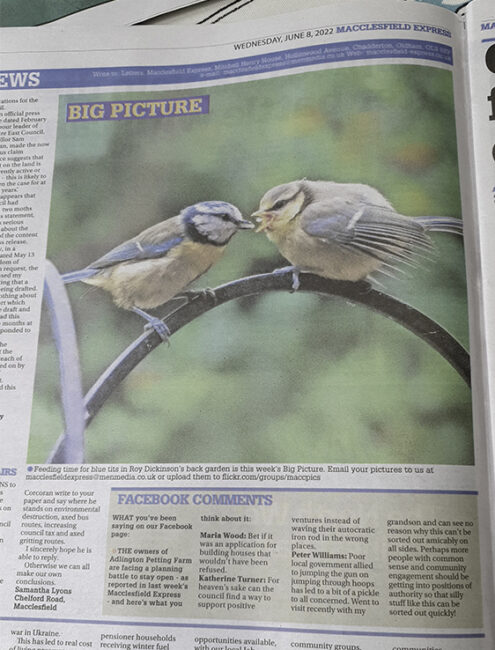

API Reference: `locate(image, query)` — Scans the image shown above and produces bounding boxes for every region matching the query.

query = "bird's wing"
[301,199,432,268]
[89,218,185,270]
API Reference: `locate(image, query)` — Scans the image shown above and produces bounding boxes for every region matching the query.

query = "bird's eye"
[271,199,287,211]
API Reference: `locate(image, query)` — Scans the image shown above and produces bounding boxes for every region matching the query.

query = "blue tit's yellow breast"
[168,239,224,273]
[94,240,225,310]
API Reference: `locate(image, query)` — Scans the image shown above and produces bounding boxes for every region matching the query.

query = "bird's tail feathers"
[61,268,97,284]
[417,216,463,235]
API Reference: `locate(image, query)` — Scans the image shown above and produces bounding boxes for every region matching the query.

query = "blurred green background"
[29,65,473,464]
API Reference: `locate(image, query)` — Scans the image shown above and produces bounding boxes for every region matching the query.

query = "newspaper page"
[464,0,495,606]
[0,0,493,649]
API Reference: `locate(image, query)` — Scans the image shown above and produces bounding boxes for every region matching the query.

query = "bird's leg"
[179,288,217,305]
[272,265,300,292]
[132,307,170,343]
[290,268,301,292]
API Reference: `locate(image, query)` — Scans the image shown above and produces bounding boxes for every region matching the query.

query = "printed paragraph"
[387,516,476,621]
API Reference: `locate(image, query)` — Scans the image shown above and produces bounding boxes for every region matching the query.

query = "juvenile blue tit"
[252,179,463,287]
[63,201,254,338]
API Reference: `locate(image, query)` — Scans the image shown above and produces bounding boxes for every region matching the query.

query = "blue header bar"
[0,39,452,91]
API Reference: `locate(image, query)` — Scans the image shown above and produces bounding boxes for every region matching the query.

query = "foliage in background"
[29,65,473,464]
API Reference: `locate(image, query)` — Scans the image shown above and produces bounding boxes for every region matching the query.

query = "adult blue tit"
[252,179,463,287]
[62,201,254,339]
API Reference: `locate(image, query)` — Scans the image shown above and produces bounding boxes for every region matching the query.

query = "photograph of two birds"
[30,63,473,466]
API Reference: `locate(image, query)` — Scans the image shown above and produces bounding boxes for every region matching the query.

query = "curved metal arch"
[47,268,470,463]
[44,261,85,464]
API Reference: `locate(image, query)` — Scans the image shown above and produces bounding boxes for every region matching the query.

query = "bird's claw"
[273,266,300,292]
[132,307,170,343]
[144,318,171,344]
[181,288,217,305]
[290,270,300,292]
